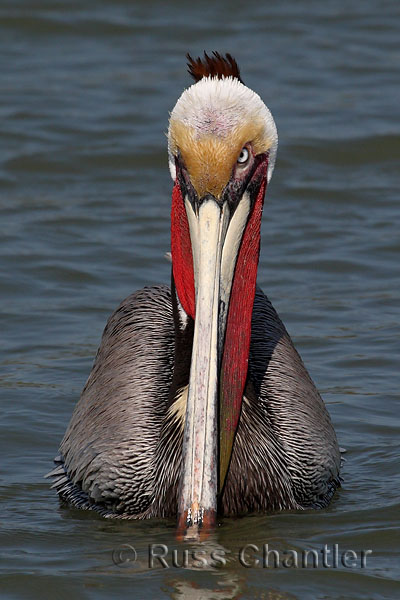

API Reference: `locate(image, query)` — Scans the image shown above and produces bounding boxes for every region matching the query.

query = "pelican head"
[168,53,278,538]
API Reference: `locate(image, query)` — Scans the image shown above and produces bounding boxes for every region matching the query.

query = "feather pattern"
[48,285,340,518]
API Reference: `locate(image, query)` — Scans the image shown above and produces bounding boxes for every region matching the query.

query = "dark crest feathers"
[186,52,243,84]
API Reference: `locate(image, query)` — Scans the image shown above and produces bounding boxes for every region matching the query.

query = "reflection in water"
[163,540,243,600]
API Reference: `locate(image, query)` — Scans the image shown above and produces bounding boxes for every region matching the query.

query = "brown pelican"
[48,53,341,538]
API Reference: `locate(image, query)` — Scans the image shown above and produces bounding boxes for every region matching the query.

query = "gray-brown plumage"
[48,286,340,517]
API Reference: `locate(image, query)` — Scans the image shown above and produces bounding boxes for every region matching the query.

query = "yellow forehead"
[169,119,273,198]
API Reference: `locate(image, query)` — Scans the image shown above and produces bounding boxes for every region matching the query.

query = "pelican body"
[48,53,341,537]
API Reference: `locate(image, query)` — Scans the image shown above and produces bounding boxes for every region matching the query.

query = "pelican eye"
[237,147,250,164]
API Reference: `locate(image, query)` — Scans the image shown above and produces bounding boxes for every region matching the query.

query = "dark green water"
[1,1,399,599]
